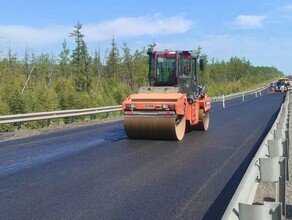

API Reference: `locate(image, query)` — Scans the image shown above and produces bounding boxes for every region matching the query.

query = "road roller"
[122,49,211,140]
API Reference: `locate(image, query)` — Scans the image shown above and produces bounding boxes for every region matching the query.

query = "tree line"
[0,23,283,130]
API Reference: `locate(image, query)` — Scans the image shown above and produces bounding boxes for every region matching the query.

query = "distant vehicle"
[273,77,291,92]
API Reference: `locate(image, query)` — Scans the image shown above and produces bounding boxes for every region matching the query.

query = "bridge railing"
[222,91,291,220]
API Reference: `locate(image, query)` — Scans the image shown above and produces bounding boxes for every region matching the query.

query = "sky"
[1,0,292,74]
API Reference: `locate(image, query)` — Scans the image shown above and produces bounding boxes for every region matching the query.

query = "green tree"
[33,53,55,86]
[59,39,71,77]
[58,39,71,94]
[0,94,9,115]
[106,37,120,78]
[121,42,134,90]
[7,89,25,114]
[69,22,91,92]
[132,48,148,90]
[8,47,17,76]
[92,48,104,91]
[70,22,84,72]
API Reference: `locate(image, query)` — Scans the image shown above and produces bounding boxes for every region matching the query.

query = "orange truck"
[122,49,211,140]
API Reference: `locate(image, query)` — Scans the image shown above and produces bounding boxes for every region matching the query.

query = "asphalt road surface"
[0,92,285,220]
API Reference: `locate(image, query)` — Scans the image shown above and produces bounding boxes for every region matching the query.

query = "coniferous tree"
[121,42,134,90]
[8,47,17,76]
[70,22,84,72]
[93,48,104,91]
[23,46,31,78]
[8,89,25,114]
[106,37,120,78]
[132,48,148,89]
[59,39,71,78]
[69,22,91,92]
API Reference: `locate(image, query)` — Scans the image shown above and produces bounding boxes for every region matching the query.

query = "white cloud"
[0,25,70,46]
[0,13,193,48]
[283,4,292,10]
[233,15,266,29]
[83,13,192,41]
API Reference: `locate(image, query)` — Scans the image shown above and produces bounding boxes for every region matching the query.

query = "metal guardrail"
[211,85,270,103]
[222,91,291,219]
[0,105,122,125]
[0,85,272,126]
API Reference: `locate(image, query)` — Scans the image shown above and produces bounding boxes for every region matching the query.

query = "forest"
[0,23,283,130]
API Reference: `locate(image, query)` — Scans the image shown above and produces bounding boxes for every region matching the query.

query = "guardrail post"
[239,202,282,220]
[268,139,286,157]
[268,139,289,181]
[90,115,96,121]
[289,101,292,158]
[222,95,225,109]
[274,125,288,161]
[278,117,287,128]
[274,128,286,140]
[17,122,21,130]
[47,119,51,127]
[259,157,286,215]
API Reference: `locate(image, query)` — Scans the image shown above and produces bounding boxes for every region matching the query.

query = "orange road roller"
[122,49,211,140]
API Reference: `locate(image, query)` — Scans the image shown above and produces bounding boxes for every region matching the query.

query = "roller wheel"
[195,109,210,131]
[174,115,186,140]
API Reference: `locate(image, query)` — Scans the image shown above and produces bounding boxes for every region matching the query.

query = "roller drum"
[124,115,186,140]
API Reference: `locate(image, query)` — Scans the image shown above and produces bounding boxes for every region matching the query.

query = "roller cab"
[122,49,211,140]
